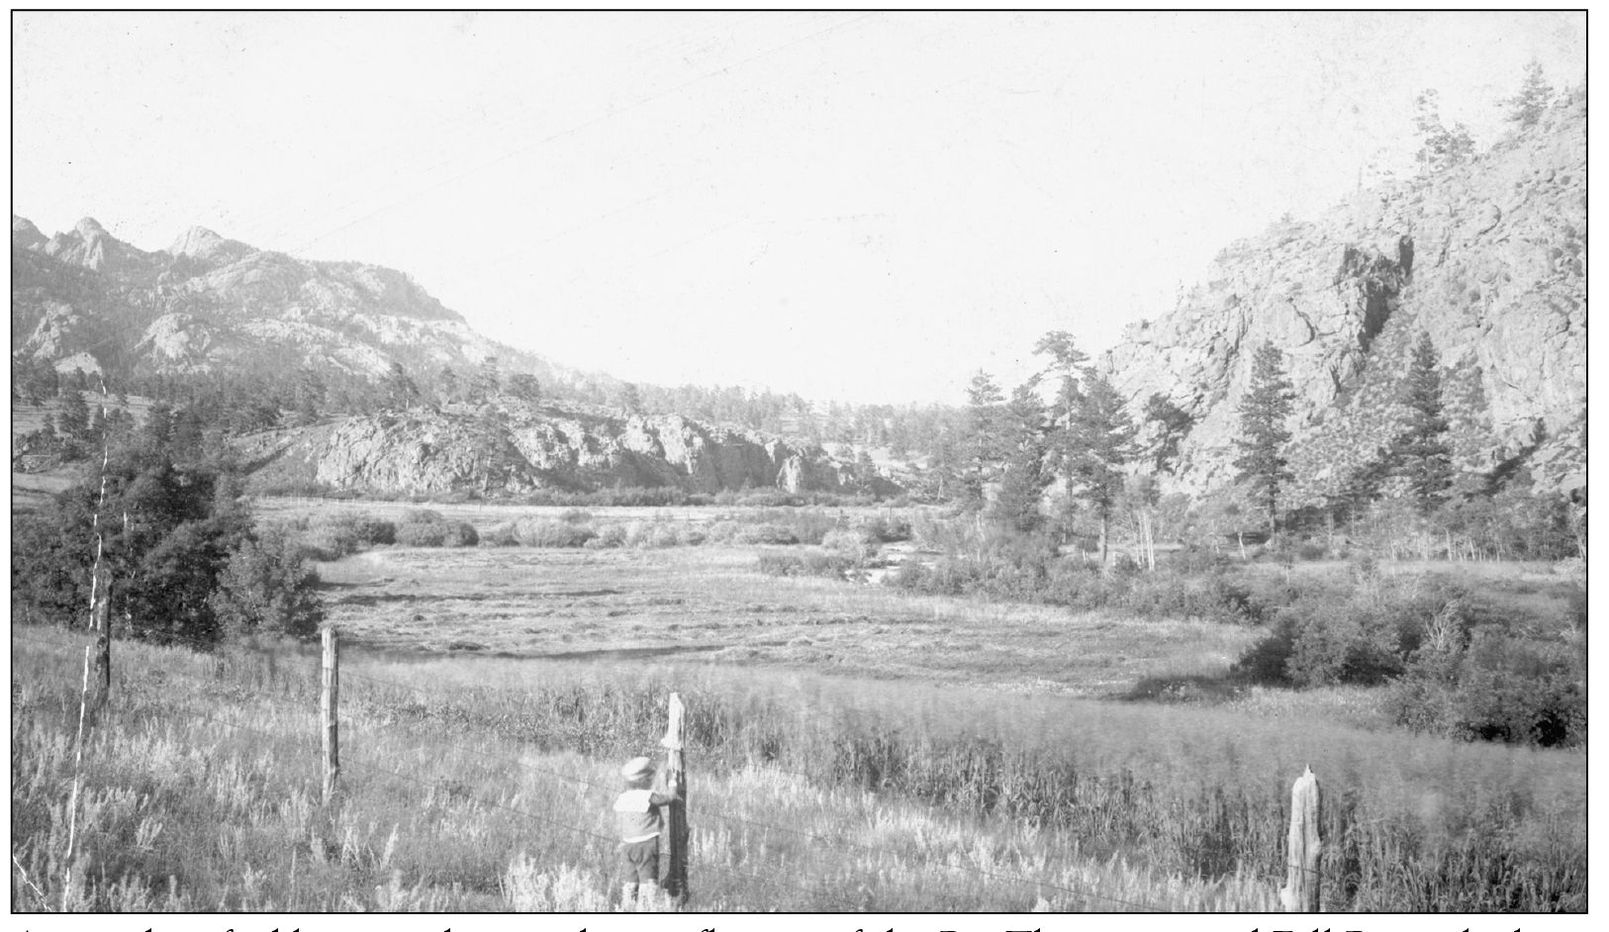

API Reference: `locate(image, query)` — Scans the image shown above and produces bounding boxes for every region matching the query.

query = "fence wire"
[15,627,1346,912]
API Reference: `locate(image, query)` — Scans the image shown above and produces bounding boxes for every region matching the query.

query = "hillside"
[1102,90,1586,500]
[236,401,874,497]
[11,215,584,390]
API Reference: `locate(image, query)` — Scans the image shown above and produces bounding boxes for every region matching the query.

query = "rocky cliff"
[235,402,868,497]
[1103,90,1586,500]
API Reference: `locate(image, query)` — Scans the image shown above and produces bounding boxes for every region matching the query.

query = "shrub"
[758,552,852,579]
[210,529,324,640]
[1385,621,1586,748]
[583,524,628,549]
[396,510,479,548]
[300,510,398,559]
[631,522,699,549]
[732,524,799,546]
[1121,569,1261,624]
[863,514,913,543]
[822,527,880,565]
[514,518,596,548]
[480,523,521,547]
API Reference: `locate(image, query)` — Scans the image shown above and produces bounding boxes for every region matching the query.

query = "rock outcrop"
[10,215,578,390]
[1102,90,1586,499]
[237,403,866,496]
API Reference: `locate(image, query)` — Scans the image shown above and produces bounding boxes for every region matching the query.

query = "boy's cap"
[621,756,655,779]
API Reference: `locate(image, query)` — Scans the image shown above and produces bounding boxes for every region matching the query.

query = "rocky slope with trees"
[1102,87,1585,502]
[236,402,872,497]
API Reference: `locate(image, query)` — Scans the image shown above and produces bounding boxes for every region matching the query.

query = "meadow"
[9,499,1588,912]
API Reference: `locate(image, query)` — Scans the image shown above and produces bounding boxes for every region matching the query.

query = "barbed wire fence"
[14,625,1342,914]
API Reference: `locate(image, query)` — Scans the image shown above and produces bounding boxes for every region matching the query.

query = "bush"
[732,524,799,546]
[480,523,521,547]
[396,510,479,548]
[1385,622,1586,748]
[758,551,853,579]
[583,524,629,549]
[1121,569,1261,624]
[300,510,398,559]
[630,521,702,549]
[210,529,324,640]
[514,518,596,548]
[862,514,912,543]
[822,527,880,565]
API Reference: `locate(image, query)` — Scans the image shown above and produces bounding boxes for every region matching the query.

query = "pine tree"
[1414,89,1476,173]
[508,373,543,405]
[1033,330,1089,533]
[1142,393,1195,474]
[1069,368,1136,563]
[990,380,1051,531]
[1393,331,1454,514]
[1233,342,1296,535]
[59,387,90,443]
[1503,60,1554,130]
[471,356,501,404]
[384,361,420,410]
[960,371,1007,509]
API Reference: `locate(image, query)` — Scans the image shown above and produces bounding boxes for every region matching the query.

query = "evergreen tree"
[471,356,501,404]
[1502,60,1554,129]
[293,368,326,424]
[1069,368,1137,563]
[59,387,91,444]
[1232,342,1296,535]
[141,401,174,451]
[960,370,1007,509]
[990,380,1051,531]
[1142,393,1195,475]
[384,361,421,410]
[1034,330,1089,531]
[438,366,462,407]
[1393,331,1454,514]
[1413,89,1476,173]
[508,373,543,405]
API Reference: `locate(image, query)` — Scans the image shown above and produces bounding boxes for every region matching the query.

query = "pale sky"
[10,11,1586,405]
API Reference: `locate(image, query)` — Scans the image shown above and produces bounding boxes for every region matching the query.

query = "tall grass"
[11,628,1584,912]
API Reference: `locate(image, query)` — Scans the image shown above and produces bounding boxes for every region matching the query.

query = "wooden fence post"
[1279,765,1322,911]
[660,692,688,908]
[321,627,340,804]
[87,572,111,716]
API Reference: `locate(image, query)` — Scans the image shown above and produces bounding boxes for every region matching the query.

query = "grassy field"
[11,628,1585,912]
[311,543,1258,700]
[9,499,1588,912]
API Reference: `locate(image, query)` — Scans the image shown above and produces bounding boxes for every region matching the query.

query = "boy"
[614,755,680,909]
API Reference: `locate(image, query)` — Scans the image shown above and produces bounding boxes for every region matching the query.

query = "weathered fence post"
[88,573,111,716]
[660,692,688,908]
[321,627,340,804]
[1279,765,1322,911]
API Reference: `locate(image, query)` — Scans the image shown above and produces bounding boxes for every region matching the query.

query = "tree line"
[12,404,324,646]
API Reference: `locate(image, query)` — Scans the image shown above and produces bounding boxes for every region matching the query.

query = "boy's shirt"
[614,782,679,843]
